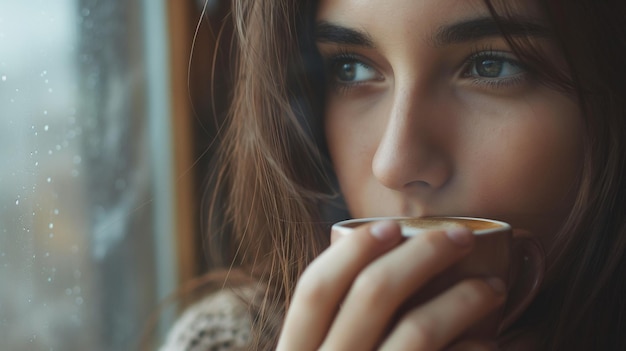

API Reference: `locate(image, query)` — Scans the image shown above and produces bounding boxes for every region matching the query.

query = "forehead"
[317,0,478,26]
[316,0,544,25]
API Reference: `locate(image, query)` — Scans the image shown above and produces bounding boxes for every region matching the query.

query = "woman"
[161,0,626,350]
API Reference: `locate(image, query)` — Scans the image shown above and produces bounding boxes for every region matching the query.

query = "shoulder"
[160,289,252,351]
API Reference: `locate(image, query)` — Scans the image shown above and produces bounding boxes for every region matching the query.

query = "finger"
[379,277,506,351]
[276,221,403,351]
[320,227,475,350]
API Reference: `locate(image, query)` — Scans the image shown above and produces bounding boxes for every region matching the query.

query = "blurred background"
[0,0,231,349]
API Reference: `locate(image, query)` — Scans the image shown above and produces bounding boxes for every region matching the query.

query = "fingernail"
[445,227,473,246]
[370,220,399,241]
[485,277,507,295]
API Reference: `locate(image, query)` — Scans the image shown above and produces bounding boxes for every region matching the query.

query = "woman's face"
[316,0,583,246]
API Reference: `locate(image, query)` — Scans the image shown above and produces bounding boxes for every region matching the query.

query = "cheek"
[463,94,583,232]
[324,96,388,216]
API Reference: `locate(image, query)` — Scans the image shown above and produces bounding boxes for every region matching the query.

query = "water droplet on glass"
[75,297,83,305]
[43,110,48,115]
[1,75,6,81]
[49,233,54,238]
[44,125,49,131]
[65,288,72,296]
[15,199,19,205]
[47,177,52,183]
[53,209,59,215]
[48,223,54,229]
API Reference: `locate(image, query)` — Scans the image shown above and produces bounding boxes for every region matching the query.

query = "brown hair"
[204,1,331,348]
[486,0,626,349]
[204,0,626,349]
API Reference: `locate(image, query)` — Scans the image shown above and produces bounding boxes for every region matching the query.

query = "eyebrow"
[433,17,551,46]
[315,17,550,48]
[315,21,374,47]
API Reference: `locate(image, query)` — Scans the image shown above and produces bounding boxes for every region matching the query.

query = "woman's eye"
[467,54,525,79]
[330,59,379,83]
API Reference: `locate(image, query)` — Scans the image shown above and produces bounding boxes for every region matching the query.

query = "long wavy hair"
[204,0,626,349]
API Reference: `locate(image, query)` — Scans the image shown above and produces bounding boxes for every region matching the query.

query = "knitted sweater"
[160,290,252,351]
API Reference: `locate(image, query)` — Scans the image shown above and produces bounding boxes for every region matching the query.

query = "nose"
[372,83,453,193]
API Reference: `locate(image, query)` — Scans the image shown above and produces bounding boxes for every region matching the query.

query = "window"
[0,0,201,349]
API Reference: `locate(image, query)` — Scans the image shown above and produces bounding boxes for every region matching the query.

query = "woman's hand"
[276,220,506,351]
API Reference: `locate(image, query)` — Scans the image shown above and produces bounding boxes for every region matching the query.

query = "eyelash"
[461,48,529,89]
[324,50,378,92]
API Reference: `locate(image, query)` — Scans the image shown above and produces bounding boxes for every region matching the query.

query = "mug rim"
[332,216,512,237]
